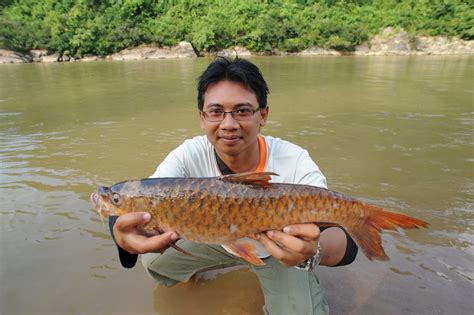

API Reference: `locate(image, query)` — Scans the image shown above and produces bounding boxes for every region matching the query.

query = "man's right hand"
[112,212,179,254]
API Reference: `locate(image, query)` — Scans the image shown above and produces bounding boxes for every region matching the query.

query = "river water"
[1,56,473,314]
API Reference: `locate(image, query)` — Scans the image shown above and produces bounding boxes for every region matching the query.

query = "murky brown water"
[1,56,473,314]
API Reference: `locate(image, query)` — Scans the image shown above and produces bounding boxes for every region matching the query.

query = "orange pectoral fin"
[225,241,265,266]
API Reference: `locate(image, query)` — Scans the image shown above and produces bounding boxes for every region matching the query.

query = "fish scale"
[92,171,429,264]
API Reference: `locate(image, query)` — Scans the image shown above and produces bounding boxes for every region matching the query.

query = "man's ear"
[199,111,205,129]
[260,106,269,126]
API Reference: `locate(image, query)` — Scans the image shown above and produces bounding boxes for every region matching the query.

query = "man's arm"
[318,226,348,266]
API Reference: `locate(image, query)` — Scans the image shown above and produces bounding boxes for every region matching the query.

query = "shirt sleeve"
[150,144,189,178]
[293,149,327,188]
[150,137,216,178]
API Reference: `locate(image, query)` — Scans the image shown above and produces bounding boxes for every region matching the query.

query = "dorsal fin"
[219,171,279,188]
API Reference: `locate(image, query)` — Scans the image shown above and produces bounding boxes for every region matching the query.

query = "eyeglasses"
[201,107,262,122]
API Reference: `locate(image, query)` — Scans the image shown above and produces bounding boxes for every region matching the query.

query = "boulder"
[41,53,60,63]
[29,49,48,62]
[108,41,197,61]
[171,41,197,58]
[414,36,474,55]
[0,49,31,64]
[80,56,100,62]
[108,49,143,61]
[298,47,341,56]
[355,27,473,56]
[270,48,289,56]
[355,27,411,56]
[217,46,252,57]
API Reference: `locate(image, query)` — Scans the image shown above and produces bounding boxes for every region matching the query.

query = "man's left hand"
[255,223,320,267]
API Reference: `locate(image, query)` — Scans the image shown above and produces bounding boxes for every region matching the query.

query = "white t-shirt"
[150,135,327,257]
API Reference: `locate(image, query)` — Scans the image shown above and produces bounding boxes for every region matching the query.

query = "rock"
[41,54,60,63]
[172,41,197,58]
[355,27,411,56]
[217,46,252,57]
[0,49,31,64]
[414,36,474,55]
[355,27,473,56]
[29,49,48,62]
[353,43,370,55]
[80,56,100,62]
[108,49,141,61]
[108,41,197,61]
[298,47,341,56]
[270,48,289,56]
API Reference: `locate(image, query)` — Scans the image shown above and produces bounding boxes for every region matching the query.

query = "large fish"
[91,172,429,265]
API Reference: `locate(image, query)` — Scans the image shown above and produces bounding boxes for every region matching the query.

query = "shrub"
[0,0,470,55]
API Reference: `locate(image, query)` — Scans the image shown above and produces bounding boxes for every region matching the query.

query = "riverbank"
[1,28,472,64]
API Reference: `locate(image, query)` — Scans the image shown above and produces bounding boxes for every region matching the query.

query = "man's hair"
[197,57,269,111]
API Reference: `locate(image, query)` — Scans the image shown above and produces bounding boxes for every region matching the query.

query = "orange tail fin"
[349,206,429,261]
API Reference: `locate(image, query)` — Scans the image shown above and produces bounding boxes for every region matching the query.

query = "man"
[111,57,357,314]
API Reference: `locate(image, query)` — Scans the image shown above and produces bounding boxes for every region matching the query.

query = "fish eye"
[112,193,121,205]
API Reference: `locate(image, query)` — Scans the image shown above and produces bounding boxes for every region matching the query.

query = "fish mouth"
[90,192,99,205]
[90,192,112,221]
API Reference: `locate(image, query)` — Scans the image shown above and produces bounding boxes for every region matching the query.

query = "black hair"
[197,57,269,111]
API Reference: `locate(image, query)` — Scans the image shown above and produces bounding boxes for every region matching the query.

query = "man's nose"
[219,112,239,128]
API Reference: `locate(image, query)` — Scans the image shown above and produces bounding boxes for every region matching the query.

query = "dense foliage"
[0,0,472,56]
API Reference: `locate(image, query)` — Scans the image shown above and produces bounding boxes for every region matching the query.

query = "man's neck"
[216,141,260,174]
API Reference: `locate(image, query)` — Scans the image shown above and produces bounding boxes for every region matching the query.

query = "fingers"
[113,212,179,254]
[114,212,151,232]
[125,232,179,254]
[256,223,320,267]
[283,224,320,241]
[256,231,307,266]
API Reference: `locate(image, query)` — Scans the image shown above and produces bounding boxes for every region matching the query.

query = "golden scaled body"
[92,172,428,262]
[129,178,362,243]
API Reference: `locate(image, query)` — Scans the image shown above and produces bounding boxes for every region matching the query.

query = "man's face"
[200,80,268,157]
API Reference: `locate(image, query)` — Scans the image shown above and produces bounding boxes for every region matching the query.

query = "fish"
[91,171,429,265]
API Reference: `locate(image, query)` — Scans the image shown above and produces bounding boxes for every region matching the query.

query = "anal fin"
[225,241,265,266]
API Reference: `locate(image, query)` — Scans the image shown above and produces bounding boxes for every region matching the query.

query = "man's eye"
[236,108,252,115]
[209,109,223,115]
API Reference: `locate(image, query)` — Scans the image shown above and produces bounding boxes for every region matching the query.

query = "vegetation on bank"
[0,0,472,57]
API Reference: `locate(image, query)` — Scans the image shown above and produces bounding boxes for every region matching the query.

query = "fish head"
[90,185,129,220]
[91,180,145,221]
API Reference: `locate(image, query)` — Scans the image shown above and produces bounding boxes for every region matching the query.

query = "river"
[1,56,473,314]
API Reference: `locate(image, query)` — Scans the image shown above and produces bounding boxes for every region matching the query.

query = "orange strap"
[255,135,267,172]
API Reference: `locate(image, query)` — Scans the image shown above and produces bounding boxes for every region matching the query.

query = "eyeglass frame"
[200,107,264,122]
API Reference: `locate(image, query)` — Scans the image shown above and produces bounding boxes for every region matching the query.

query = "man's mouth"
[219,135,241,144]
